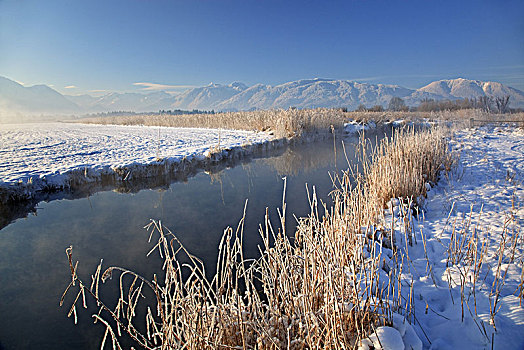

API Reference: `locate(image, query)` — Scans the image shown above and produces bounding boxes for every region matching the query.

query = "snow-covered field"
[1,121,522,348]
[0,122,273,190]
[370,125,524,349]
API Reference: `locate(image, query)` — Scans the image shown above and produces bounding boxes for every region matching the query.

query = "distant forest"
[354,95,521,114]
[84,97,522,118]
[85,109,216,118]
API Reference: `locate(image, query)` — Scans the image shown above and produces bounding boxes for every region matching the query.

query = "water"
[0,130,385,349]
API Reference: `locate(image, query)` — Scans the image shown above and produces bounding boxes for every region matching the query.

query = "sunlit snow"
[0,122,272,186]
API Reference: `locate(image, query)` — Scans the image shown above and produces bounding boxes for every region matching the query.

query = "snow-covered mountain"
[1,76,523,119]
[68,91,175,112]
[170,82,248,110]
[171,78,524,111]
[412,78,524,107]
[0,76,80,114]
[215,79,414,111]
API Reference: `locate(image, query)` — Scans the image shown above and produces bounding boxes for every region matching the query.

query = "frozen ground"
[417,125,524,349]
[1,122,522,348]
[0,122,273,189]
[363,125,524,349]
[344,120,377,133]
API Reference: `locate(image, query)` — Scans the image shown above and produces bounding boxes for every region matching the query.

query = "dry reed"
[441,205,523,339]
[62,126,453,348]
[363,127,452,210]
[78,108,524,143]
[79,108,351,139]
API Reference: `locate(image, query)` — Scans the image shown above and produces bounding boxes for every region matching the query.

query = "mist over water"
[0,129,387,349]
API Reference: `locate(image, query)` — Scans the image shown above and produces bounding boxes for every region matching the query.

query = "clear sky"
[1,0,523,95]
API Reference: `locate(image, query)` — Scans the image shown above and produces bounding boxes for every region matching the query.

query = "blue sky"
[1,0,523,95]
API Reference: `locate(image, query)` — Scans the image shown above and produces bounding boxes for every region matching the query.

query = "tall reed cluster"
[80,109,524,138]
[363,127,452,210]
[81,108,351,138]
[62,127,451,348]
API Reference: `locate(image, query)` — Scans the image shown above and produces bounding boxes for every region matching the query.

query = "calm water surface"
[0,130,385,349]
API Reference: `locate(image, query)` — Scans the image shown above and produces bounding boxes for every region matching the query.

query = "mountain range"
[1,76,523,120]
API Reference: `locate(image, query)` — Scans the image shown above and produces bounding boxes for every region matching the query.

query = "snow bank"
[377,125,524,349]
[360,326,404,350]
[359,315,423,350]
[0,122,276,200]
[344,120,377,134]
[355,125,523,350]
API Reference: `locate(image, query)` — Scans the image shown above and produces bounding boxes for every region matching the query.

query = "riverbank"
[63,123,523,349]
[3,109,512,206]
[413,125,524,349]
[0,123,280,202]
[0,120,349,230]
[357,124,524,349]
[0,115,386,222]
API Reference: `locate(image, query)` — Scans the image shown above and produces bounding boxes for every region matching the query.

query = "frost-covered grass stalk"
[62,127,461,348]
[442,204,523,339]
[363,127,453,210]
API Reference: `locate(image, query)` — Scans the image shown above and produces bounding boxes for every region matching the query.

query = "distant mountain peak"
[1,75,523,120]
[417,78,523,103]
[229,82,248,90]
[0,76,80,115]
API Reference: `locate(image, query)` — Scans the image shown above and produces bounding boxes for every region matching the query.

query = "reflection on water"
[0,129,386,349]
[0,144,289,231]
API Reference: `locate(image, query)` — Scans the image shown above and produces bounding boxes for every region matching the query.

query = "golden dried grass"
[62,126,452,349]
[80,108,351,139]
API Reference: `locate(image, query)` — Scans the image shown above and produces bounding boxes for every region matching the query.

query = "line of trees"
[159,109,215,115]
[354,95,515,113]
[418,96,512,113]
[356,104,386,112]
[84,109,217,118]
[84,111,141,118]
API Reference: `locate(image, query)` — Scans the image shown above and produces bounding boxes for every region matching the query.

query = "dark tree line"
[159,109,215,115]
[388,97,409,111]
[419,95,512,113]
[356,104,385,112]
[353,95,514,114]
[494,96,510,114]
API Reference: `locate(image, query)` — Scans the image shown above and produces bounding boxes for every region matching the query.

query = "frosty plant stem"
[443,201,523,336]
[62,126,454,348]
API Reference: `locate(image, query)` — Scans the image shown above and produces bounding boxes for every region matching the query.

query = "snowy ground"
[366,125,524,349]
[419,126,524,349]
[1,122,522,348]
[0,122,273,190]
